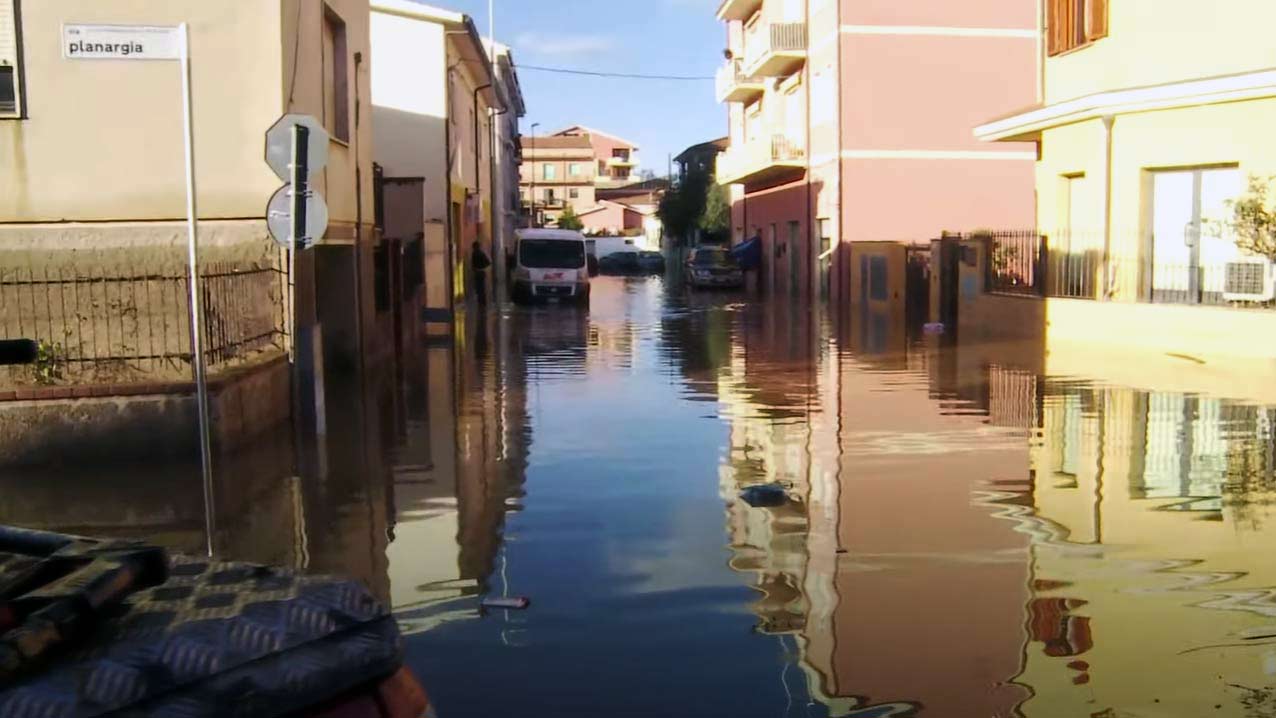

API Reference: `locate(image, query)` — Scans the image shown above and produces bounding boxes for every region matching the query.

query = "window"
[568,163,582,176]
[612,149,630,161]
[1047,0,1107,56]
[322,6,349,141]
[543,163,557,180]
[0,0,22,117]
[569,188,580,199]
[544,188,556,203]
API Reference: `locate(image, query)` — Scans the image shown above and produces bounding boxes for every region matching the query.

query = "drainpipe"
[444,63,460,315]
[353,51,367,375]
[490,101,509,289]
[1101,114,1115,300]
[473,83,492,252]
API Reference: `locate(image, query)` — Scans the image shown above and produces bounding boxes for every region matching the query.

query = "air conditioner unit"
[1223,257,1276,302]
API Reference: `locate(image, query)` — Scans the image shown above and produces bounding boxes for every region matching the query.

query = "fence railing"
[976,230,1275,309]
[0,250,288,384]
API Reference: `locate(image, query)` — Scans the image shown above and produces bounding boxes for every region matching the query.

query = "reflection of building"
[711,300,1033,716]
[1015,381,1276,717]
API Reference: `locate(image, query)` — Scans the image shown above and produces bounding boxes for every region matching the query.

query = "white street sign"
[267,185,328,250]
[62,24,181,61]
[265,114,328,182]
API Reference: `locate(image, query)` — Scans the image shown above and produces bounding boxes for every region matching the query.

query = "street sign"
[267,185,328,250]
[265,114,328,182]
[62,24,182,60]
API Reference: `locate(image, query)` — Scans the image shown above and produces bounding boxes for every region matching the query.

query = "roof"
[674,137,729,164]
[371,0,502,109]
[597,178,670,195]
[577,200,654,217]
[552,125,640,150]
[485,41,526,117]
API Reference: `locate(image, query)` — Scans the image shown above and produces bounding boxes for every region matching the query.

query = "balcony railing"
[607,155,637,168]
[715,59,766,104]
[717,134,805,186]
[743,22,807,78]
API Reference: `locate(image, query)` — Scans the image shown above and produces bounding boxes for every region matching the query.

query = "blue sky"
[414,0,726,174]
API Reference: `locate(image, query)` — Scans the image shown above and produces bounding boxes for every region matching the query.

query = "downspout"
[804,0,814,305]
[490,102,509,289]
[444,64,458,315]
[835,0,844,312]
[473,83,493,231]
[1101,114,1115,300]
[353,51,367,374]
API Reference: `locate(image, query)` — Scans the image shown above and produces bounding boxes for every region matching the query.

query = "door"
[1150,168,1241,303]
[787,221,801,297]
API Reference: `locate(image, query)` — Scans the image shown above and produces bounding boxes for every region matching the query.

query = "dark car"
[599,251,641,275]
[638,251,666,274]
[686,247,743,289]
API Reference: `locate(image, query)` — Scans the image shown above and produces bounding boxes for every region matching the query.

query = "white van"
[512,229,591,305]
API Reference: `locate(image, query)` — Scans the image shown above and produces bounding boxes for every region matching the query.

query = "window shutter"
[1086,0,1109,41]
[0,0,17,67]
[1046,0,1067,56]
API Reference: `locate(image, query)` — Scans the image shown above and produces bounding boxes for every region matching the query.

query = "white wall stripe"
[840,24,1037,39]
[842,149,1037,161]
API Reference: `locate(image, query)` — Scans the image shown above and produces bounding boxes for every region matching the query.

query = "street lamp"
[530,122,540,228]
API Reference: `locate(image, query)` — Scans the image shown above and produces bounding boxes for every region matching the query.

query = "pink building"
[716,0,1038,306]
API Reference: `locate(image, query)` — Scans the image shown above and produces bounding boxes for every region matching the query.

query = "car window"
[520,239,586,269]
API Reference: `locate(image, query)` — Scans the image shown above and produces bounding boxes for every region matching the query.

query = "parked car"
[686,247,743,289]
[512,229,591,306]
[598,251,641,275]
[638,251,666,274]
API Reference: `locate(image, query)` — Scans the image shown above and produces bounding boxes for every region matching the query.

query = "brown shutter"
[1086,0,1109,41]
[1046,0,1067,56]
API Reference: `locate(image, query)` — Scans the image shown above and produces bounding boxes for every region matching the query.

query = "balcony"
[607,155,637,168]
[742,22,806,78]
[717,0,762,21]
[717,134,805,187]
[715,59,766,103]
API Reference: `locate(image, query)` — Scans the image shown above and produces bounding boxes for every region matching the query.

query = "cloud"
[512,31,616,57]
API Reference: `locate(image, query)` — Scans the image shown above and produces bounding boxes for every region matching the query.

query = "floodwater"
[5,276,1276,717]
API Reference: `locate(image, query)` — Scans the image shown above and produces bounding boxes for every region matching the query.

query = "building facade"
[975,0,1276,346]
[715,0,1037,304]
[370,0,503,329]
[519,126,641,227]
[489,42,526,288]
[0,0,378,383]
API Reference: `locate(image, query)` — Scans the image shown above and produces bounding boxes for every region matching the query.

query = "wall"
[838,0,1037,253]
[1,1,283,222]
[1044,0,1276,105]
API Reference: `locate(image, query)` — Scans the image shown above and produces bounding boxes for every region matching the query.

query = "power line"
[517,63,713,81]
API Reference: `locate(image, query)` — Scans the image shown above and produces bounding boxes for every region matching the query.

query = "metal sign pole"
[178,23,216,558]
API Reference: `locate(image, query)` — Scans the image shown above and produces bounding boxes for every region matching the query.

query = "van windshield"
[520,239,586,269]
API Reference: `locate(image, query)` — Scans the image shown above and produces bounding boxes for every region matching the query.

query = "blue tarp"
[730,237,762,271]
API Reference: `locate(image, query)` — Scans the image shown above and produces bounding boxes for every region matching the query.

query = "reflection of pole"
[179,23,216,558]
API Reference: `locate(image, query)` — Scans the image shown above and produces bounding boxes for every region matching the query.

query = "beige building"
[371,0,506,323]
[0,0,381,381]
[518,126,640,227]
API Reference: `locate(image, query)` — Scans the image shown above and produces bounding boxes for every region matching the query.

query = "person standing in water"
[471,240,492,305]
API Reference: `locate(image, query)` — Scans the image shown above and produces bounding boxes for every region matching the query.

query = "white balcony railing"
[742,22,806,77]
[717,134,805,185]
[715,59,766,103]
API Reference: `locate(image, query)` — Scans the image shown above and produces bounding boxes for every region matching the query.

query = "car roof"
[517,229,586,241]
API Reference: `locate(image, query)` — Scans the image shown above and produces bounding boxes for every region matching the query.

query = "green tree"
[658,167,710,246]
[699,182,730,243]
[1219,175,1276,261]
[556,205,585,231]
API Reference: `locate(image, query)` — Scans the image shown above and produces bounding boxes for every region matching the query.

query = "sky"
[412,0,726,175]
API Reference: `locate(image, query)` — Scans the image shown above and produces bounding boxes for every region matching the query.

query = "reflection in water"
[3,275,1275,717]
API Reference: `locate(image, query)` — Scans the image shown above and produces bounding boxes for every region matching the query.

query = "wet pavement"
[5,275,1276,717]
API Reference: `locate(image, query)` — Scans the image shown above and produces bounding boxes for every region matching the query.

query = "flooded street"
[6,276,1276,717]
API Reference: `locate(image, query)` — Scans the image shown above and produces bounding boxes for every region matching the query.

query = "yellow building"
[0,0,380,375]
[975,0,1276,360]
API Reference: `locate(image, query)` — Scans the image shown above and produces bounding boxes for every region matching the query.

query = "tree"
[657,167,710,246]
[1219,175,1276,261]
[556,205,585,231]
[699,182,730,243]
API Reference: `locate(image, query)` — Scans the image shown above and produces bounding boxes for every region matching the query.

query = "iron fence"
[976,230,1275,309]
[0,250,287,383]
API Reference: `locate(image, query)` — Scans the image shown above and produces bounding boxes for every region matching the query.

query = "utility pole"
[530,121,540,228]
